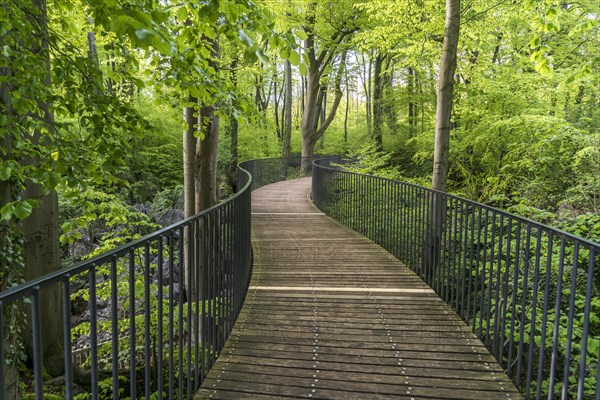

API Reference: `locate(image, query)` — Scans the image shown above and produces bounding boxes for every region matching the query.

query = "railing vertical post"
[144,242,152,399]
[525,229,544,398]
[128,249,136,399]
[0,303,4,400]
[499,217,513,366]
[157,239,164,399]
[62,278,74,399]
[110,256,119,400]
[515,225,532,389]
[561,242,579,398]
[506,222,522,376]
[548,238,566,396]
[577,249,596,399]
[31,289,43,400]
[89,269,98,399]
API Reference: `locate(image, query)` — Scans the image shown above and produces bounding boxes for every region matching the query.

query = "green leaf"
[289,50,300,66]
[256,48,269,64]
[0,163,11,180]
[177,6,188,22]
[0,203,15,221]
[14,201,33,220]
[238,29,254,48]
[545,7,558,18]
[299,63,307,76]
[529,35,540,48]
[295,30,308,40]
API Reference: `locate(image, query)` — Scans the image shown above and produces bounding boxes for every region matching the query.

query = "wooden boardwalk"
[196,178,522,399]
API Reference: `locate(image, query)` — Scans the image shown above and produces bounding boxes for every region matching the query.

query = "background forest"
[0,0,599,398]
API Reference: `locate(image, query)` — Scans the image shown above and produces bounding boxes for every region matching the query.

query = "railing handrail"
[0,167,253,305]
[313,158,600,250]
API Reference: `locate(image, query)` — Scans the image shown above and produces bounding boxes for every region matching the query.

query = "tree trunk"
[344,61,349,144]
[227,58,239,188]
[318,90,326,149]
[195,104,219,212]
[281,59,293,178]
[301,50,347,173]
[366,56,372,136]
[182,96,197,303]
[195,38,220,212]
[407,67,417,137]
[372,54,384,149]
[183,97,197,219]
[22,188,63,377]
[432,0,461,192]
[360,53,372,136]
[86,25,102,92]
[427,0,460,279]
[273,70,281,139]
[21,0,63,378]
[1,51,20,400]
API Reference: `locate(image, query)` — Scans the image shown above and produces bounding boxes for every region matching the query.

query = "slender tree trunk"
[301,75,306,116]
[86,25,102,92]
[372,54,384,149]
[432,0,461,192]
[407,67,417,137]
[344,71,349,144]
[227,58,239,188]
[273,71,281,139]
[318,90,326,149]
[281,59,293,178]
[366,56,372,136]
[360,53,372,136]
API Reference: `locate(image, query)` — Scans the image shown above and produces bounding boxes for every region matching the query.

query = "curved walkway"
[196,178,522,399]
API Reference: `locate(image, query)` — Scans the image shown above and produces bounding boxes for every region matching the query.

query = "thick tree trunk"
[182,97,197,302]
[301,68,320,173]
[195,38,220,212]
[432,0,461,192]
[21,0,63,378]
[22,188,63,377]
[1,58,19,400]
[183,97,197,219]
[301,51,347,173]
[427,0,460,279]
[195,105,219,212]
[372,54,384,149]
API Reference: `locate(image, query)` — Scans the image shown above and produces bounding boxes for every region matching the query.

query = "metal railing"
[1,167,252,400]
[312,158,600,400]
[0,156,338,399]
